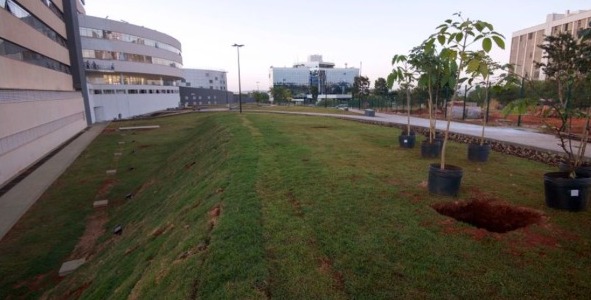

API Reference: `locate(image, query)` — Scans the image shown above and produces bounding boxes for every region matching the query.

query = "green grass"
[246,103,359,115]
[1,112,590,299]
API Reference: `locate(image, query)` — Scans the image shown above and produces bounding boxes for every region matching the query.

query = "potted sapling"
[425,13,505,196]
[408,43,448,158]
[535,31,591,211]
[388,55,417,148]
[465,53,509,162]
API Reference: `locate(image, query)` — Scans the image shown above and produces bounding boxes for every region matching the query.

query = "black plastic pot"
[558,161,591,177]
[428,163,463,197]
[434,133,444,151]
[544,171,591,211]
[467,143,491,162]
[399,131,416,149]
[421,140,441,158]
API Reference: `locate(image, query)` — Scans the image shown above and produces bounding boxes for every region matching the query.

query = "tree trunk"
[406,89,411,134]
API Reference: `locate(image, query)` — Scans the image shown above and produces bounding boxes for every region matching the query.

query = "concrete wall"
[0,92,86,186]
[180,87,234,106]
[89,89,180,121]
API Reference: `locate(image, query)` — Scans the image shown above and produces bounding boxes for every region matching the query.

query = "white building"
[270,55,359,102]
[181,69,227,91]
[79,15,183,122]
[510,10,591,80]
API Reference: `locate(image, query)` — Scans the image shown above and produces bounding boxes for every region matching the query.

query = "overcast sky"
[85,0,588,92]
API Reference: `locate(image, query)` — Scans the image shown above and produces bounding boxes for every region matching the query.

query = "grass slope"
[1,112,590,299]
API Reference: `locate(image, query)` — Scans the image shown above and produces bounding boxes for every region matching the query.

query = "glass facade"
[86,73,180,87]
[1,0,67,47]
[80,27,182,55]
[0,38,71,74]
[82,49,182,68]
[272,67,310,97]
[272,67,358,97]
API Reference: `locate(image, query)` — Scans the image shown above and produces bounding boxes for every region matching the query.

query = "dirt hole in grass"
[208,205,221,229]
[431,199,542,233]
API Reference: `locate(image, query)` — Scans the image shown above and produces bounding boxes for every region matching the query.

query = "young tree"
[427,13,505,169]
[373,77,389,96]
[270,86,291,104]
[251,91,269,105]
[353,76,370,109]
[310,86,319,102]
[407,42,449,143]
[535,32,591,176]
[388,55,418,136]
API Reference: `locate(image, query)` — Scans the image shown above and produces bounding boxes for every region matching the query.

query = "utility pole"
[232,44,244,113]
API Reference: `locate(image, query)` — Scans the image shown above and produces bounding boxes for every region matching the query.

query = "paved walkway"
[0,123,108,242]
[265,108,590,158]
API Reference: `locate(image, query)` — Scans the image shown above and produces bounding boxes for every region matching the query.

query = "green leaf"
[467,59,480,73]
[437,35,446,45]
[482,38,492,52]
[455,32,463,42]
[386,74,395,88]
[479,63,489,78]
[474,22,484,32]
[492,36,505,49]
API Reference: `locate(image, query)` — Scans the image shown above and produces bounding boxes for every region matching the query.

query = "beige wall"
[510,10,591,80]
[0,117,86,187]
[18,0,67,38]
[0,10,70,65]
[0,57,75,91]
[0,97,85,138]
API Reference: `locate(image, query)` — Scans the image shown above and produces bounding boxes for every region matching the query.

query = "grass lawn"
[245,103,359,115]
[1,112,590,299]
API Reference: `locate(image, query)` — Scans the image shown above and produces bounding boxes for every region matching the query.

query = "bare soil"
[68,209,108,260]
[431,199,543,233]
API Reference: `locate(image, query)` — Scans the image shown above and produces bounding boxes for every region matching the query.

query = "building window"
[39,0,64,20]
[81,49,182,68]
[79,27,182,55]
[1,0,67,47]
[0,38,71,74]
[528,33,533,39]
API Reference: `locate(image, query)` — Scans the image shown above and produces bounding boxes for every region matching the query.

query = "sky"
[85,0,589,92]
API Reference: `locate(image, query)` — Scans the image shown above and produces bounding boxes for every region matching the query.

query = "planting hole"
[432,199,542,233]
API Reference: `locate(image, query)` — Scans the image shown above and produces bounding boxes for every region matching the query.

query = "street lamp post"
[232,43,244,113]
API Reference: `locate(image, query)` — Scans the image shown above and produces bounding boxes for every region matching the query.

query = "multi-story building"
[510,10,591,80]
[181,69,227,91]
[179,69,235,107]
[79,15,183,122]
[1,0,89,187]
[270,55,359,102]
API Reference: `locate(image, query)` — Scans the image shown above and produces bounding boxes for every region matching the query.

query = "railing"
[84,61,114,71]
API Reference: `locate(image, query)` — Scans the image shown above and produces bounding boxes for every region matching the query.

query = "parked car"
[335,104,349,111]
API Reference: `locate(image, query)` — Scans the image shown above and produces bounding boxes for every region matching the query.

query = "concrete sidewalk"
[0,123,108,242]
[268,108,589,158]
